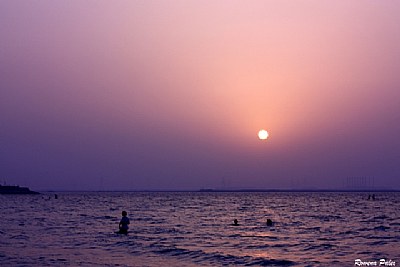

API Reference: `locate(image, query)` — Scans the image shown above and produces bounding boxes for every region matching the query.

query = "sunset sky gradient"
[1,1,399,190]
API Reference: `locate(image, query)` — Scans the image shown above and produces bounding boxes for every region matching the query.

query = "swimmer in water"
[118,211,130,234]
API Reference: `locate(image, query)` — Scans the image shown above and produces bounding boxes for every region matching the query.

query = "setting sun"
[258,129,269,140]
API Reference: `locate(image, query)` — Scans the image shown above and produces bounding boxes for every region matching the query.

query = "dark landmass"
[0,185,40,194]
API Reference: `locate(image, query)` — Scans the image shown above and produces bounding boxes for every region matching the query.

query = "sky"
[1,1,399,191]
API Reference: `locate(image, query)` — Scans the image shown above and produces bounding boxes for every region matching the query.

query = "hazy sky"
[1,1,399,190]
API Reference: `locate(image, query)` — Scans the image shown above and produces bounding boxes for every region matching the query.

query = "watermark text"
[355,259,396,266]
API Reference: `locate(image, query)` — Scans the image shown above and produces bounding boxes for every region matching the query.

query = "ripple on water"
[154,245,296,266]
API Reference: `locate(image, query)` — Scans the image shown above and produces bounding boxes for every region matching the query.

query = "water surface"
[1,192,399,266]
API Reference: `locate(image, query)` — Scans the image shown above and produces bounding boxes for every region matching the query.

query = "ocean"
[0,192,399,266]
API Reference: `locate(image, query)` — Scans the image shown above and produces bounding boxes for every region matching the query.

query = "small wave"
[10,234,29,240]
[158,247,197,256]
[364,235,393,240]
[341,230,358,235]
[153,245,295,266]
[304,243,335,252]
[247,258,295,266]
[240,234,279,240]
[357,227,372,232]
[245,244,270,250]
[367,240,388,246]
[373,215,389,220]
[373,225,390,231]
[113,240,137,248]
[228,233,241,238]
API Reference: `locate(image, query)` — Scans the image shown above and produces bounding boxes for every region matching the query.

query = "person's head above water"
[122,211,127,217]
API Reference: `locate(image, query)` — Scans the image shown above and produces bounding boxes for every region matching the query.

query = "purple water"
[1,192,399,266]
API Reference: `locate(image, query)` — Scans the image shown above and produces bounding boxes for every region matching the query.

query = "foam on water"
[1,192,399,266]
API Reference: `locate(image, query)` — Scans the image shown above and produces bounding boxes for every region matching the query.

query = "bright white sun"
[258,129,269,140]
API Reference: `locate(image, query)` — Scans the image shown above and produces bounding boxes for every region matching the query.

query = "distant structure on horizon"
[344,176,375,190]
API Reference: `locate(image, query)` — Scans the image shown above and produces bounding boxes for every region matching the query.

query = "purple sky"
[1,1,399,190]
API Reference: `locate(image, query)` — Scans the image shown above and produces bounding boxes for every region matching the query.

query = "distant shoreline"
[0,185,40,194]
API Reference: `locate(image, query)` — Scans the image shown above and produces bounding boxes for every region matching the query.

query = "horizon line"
[38,188,400,193]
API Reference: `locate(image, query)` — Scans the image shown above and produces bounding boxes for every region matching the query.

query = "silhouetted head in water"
[122,211,127,217]
[233,219,239,226]
[266,219,273,226]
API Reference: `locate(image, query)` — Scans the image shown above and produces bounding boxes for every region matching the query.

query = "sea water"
[0,192,399,266]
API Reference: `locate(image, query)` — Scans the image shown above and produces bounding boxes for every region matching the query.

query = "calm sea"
[0,192,399,266]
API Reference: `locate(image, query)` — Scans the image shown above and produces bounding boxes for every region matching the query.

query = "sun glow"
[258,129,269,140]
